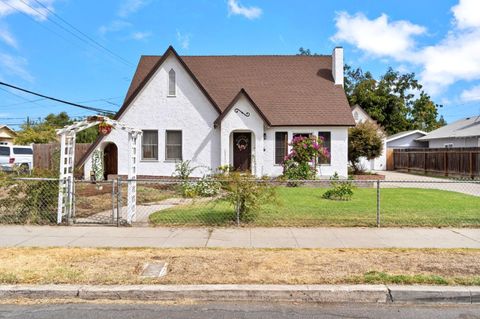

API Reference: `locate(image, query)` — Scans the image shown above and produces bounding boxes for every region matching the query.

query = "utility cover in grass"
[141,262,168,278]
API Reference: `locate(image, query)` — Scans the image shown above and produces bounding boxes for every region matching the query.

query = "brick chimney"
[332,47,344,87]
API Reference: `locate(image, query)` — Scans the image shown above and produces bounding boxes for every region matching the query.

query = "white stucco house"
[351,105,386,171]
[79,46,355,179]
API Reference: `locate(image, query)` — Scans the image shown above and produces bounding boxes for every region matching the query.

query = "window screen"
[166,130,182,160]
[318,132,331,164]
[142,130,158,160]
[275,132,288,164]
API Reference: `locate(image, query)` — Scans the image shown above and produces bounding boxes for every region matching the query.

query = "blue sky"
[0,0,479,129]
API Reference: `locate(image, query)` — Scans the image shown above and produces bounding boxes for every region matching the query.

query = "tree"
[297,47,320,56]
[14,112,99,145]
[346,67,445,135]
[298,47,446,135]
[348,122,385,173]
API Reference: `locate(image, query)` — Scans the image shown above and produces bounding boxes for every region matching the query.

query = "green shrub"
[0,176,58,224]
[322,173,355,201]
[223,172,276,223]
[173,160,198,181]
[195,176,221,197]
[180,176,221,198]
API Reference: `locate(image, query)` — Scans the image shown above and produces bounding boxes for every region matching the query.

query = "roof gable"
[215,89,271,126]
[117,46,221,121]
[124,48,355,126]
[386,130,427,142]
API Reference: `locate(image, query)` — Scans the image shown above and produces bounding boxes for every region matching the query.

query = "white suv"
[0,145,33,174]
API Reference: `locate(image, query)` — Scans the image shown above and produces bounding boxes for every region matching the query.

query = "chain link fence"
[131,177,480,228]
[0,177,59,225]
[0,176,479,227]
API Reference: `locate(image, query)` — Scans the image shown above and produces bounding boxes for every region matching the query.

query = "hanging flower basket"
[98,122,113,135]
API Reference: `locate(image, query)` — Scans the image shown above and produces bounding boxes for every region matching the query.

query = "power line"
[0,81,114,114]
[31,0,134,68]
[0,98,46,108]
[0,87,48,109]
[17,0,133,67]
[0,0,90,54]
[3,0,133,68]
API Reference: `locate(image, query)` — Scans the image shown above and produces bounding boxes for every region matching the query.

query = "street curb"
[0,284,479,304]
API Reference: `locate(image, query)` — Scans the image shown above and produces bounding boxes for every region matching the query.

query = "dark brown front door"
[103,143,118,180]
[233,132,252,172]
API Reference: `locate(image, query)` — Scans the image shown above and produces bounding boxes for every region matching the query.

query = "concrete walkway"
[1,226,479,248]
[379,171,480,197]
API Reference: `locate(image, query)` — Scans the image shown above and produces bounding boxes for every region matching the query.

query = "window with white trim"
[275,132,288,164]
[168,69,176,96]
[318,131,331,164]
[142,130,158,160]
[166,130,182,161]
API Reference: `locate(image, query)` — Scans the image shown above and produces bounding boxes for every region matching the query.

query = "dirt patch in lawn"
[75,183,176,218]
[0,248,479,286]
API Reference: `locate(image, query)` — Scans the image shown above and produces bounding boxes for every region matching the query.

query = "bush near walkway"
[149,187,480,227]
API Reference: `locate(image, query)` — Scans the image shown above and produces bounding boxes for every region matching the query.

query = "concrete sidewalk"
[1,225,479,248]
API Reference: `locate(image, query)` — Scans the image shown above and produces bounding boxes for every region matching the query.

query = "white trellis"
[56,115,142,224]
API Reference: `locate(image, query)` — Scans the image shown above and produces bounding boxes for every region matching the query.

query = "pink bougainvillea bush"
[283,135,329,181]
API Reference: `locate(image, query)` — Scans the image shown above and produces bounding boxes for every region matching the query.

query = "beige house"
[0,125,17,145]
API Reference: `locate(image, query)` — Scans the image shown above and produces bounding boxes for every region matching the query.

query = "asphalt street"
[1,302,479,319]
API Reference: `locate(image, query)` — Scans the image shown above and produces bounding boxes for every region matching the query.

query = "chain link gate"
[71,179,121,225]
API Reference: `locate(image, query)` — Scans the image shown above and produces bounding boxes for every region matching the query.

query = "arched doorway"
[103,143,118,180]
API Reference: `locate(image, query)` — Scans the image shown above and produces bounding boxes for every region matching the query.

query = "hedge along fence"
[393,147,480,178]
[33,143,91,171]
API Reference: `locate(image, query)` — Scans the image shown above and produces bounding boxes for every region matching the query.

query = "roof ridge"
[140,54,331,58]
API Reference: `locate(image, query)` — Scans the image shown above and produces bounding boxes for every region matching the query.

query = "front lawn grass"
[149,187,480,227]
[1,248,479,286]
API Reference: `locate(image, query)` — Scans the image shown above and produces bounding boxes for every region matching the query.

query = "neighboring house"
[351,105,386,171]
[417,116,480,148]
[79,46,355,179]
[0,125,17,145]
[386,130,428,149]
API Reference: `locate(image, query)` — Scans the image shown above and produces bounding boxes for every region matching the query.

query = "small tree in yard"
[223,172,276,225]
[348,122,385,174]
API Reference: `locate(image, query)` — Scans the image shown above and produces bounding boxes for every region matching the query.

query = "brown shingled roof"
[123,49,354,126]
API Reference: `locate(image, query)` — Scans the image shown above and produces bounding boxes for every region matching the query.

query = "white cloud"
[0,1,56,82]
[460,84,480,102]
[418,30,480,94]
[0,0,55,21]
[331,12,425,59]
[176,30,190,49]
[130,31,151,41]
[0,26,17,48]
[117,0,149,18]
[98,20,132,36]
[0,53,33,82]
[451,0,480,29]
[227,0,262,20]
[331,1,480,96]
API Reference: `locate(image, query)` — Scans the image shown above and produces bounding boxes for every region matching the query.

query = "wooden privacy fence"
[393,148,480,178]
[33,143,92,170]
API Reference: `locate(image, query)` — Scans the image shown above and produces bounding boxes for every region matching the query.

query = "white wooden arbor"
[56,115,142,224]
